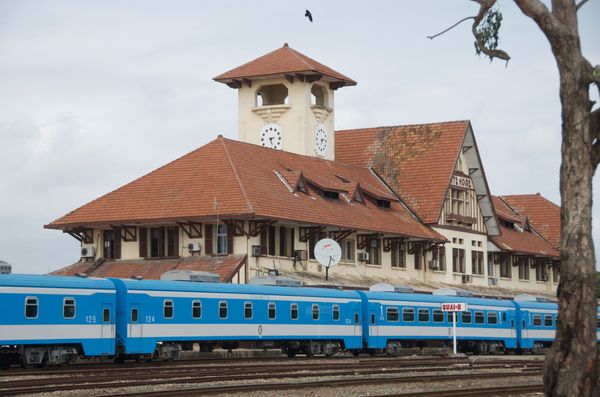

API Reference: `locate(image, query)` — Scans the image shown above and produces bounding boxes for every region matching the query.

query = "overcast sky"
[1,1,599,274]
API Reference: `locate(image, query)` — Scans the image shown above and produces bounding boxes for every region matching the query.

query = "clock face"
[315,124,328,157]
[260,123,282,150]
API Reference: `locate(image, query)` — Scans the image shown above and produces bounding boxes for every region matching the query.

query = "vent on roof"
[377,199,391,208]
[160,270,220,283]
[514,294,551,303]
[249,275,302,287]
[369,283,415,293]
[323,190,339,200]
[432,288,473,297]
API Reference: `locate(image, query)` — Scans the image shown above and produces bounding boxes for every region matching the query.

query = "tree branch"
[471,0,511,61]
[513,0,562,39]
[427,16,475,40]
[576,0,590,11]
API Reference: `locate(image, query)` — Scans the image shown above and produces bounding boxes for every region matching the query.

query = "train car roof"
[363,291,516,308]
[110,278,361,299]
[0,274,114,290]
[512,300,558,310]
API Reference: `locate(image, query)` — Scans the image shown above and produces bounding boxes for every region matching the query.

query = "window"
[103,229,120,259]
[163,300,173,319]
[452,248,466,273]
[533,314,542,326]
[386,307,399,322]
[256,83,289,106]
[535,260,547,281]
[341,239,355,262]
[103,308,110,323]
[332,305,340,321]
[217,223,228,255]
[402,308,415,322]
[131,308,139,322]
[166,226,179,257]
[192,301,201,319]
[414,245,422,270]
[63,298,75,319]
[311,84,327,107]
[449,312,456,323]
[219,301,228,319]
[433,309,445,323]
[461,311,472,324]
[391,243,406,268]
[290,303,299,320]
[431,246,446,271]
[312,304,319,320]
[268,302,276,320]
[499,255,512,278]
[544,315,553,327]
[502,312,507,322]
[551,262,559,283]
[377,199,391,208]
[150,227,165,257]
[354,313,360,324]
[472,251,484,275]
[418,308,430,322]
[516,256,530,280]
[366,239,381,266]
[487,312,498,325]
[370,313,375,324]
[25,297,38,319]
[474,311,484,324]
[324,190,340,200]
[244,302,253,319]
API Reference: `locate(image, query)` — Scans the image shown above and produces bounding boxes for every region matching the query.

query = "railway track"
[0,356,543,396]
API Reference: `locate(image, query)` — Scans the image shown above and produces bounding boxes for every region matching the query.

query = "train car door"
[369,311,379,338]
[521,311,530,340]
[128,304,143,352]
[100,304,114,353]
[354,312,361,337]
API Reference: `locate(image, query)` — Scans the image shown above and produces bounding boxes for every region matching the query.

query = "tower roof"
[214,43,356,89]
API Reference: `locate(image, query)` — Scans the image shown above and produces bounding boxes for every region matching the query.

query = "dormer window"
[311,84,328,107]
[377,199,391,208]
[256,84,288,106]
[324,190,339,200]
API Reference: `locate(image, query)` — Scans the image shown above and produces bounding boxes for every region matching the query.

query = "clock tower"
[214,43,356,160]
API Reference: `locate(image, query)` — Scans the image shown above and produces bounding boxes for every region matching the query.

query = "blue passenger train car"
[111,279,363,360]
[0,274,116,367]
[359,291,517,354]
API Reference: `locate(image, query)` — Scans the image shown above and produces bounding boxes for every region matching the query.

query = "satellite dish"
[314,238,342,268]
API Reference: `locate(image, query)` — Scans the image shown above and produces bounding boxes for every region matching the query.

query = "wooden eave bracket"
[225,219,247,237]
[110,225,137,242]
[284,74,294,83]
[178,221,203,238]
[328,229,355,242]
[408,241,427,255]
[64,227,93,244]
[227,80,242,89]
[305,74,323,83]
[382,237,406,252]
[329,81,345,90]
[249,220,277,237]
[477,194,486,201]
[468,168,479,175]
[357,233,381,250]
[462,145,473,153]
[299,226,325,242]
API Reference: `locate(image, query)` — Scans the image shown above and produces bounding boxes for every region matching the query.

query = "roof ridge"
[335,120,471,133]
[287,46,315,72]
[219,137,255,214]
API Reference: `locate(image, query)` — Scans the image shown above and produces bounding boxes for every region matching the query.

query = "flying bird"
[305,9,313,23]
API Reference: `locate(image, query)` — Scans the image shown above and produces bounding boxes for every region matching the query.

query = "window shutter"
[260,227,268,255]
[139,228,147,258]
[173,227,179,257]
[158,227,165,257]
[227,224,234,254]
[279,227,286,257]
[205,224,213,256]
[391,246,397,267]
[113,227,122,259]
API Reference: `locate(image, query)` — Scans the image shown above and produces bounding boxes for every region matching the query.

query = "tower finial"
[283,43,288,48]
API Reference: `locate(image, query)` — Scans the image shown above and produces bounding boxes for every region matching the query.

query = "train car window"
[290,303,299,320]
[332,305,340,321]
[219,301,228,319]
[103,308,110,323]
[474,312,484,324]
[370,313,375,325]
[448,312,456,323]
[244,302,253,319]
[268,302,276,320]
[502,312,507,322]
[597,317,600,329]
[461,311,472,324]
[312,304,319,320]
[386,307,399,322]
[192,300,202,319]
[418,308,430,322]
[163,300,174,319]
[533,314,542,326]
[487,312,498,325]
[402,308,415,322]
[544,315,553,327]
[131,308,139,322]
[354,313,360,324]
[433,309,444,323]
[25,297,38,319]
[63,298,76,319]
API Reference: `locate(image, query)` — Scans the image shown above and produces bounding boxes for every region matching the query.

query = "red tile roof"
[489,225,559,258]
[500,194,561,249]
[491,196,521,223]
[51,255,247,282]
[335,121,470,224]
[47,137,443,241]
[214,43,356,87]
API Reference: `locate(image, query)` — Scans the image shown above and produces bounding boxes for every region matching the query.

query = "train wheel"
[286,349,297,358]
[113,354,125,364]
[351,350,360,357]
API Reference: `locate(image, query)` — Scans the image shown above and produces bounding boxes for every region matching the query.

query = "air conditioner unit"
[461,274,472,283]
[293,250,308,261]
[252,245,262,257]
[428,260,439,270]
[358,251,370,261]
[489,277,499,286]
[187,242,201,253]
[81,245,96,258]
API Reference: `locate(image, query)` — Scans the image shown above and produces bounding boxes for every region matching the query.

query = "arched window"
[256,84,289,106]
[310,85,327,107]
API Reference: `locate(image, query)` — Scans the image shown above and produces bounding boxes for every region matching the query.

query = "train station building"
[47,44,560,297]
